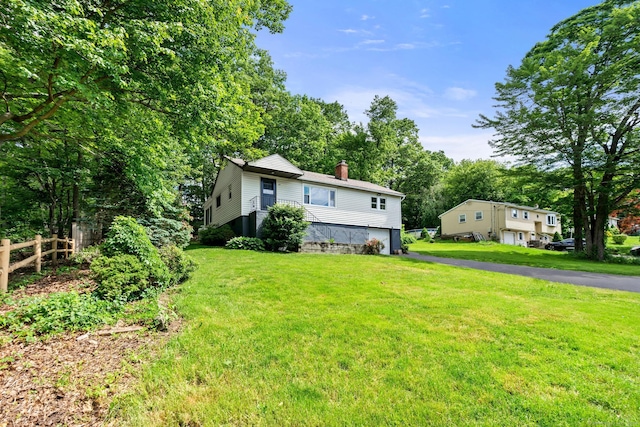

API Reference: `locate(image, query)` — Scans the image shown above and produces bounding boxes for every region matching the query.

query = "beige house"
[438,199,561,246]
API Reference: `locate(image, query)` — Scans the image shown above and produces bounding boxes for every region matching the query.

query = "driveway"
[403,252,640,293]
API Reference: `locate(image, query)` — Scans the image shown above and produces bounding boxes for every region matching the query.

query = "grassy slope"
[409,240,640,276]
[115,248,640,426]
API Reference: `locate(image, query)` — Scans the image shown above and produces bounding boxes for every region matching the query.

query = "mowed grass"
[114,247,640,426]
[410,240,640,276]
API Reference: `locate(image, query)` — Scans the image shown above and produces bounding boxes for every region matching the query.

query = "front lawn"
[410,240,640,276]
[114,247,640,425]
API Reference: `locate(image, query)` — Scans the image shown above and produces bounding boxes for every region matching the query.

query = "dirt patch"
[0,271,180,426]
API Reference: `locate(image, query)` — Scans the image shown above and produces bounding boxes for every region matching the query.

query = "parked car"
[631,246,640,257]
[545,238,585,251]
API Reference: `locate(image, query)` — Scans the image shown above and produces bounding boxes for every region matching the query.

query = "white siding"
[240,172,402,229]
[205,163,243,226]
[304,184,401,229]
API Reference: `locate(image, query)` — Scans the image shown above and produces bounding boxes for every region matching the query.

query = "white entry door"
[503,231,516,245]
[368,228,390,255]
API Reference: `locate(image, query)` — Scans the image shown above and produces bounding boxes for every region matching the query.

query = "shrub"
[612,234,628,245]
[225,237,265,251]
[159,245,197,285]
[401,233,417,245]
[101,216,169,285]
[420,228,429,239]
[199,224,236,246]
[552,232,562,242]
[261,204,309,252]
[0,292,118,337]
[72,245,102,266]
[141,217,192,249]
[364,238,384,255]
[91,254,150,302]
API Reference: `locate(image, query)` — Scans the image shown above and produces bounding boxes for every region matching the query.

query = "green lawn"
[409,240,640,276]
[114,247,640,426]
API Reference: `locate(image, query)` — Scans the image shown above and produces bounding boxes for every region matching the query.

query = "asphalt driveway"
[403,252,640,293]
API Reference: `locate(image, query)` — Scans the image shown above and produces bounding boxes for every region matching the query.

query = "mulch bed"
[0,270,179,426]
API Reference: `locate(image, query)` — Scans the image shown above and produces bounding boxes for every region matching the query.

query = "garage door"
[368,228,390,255]
[503,231,516,245]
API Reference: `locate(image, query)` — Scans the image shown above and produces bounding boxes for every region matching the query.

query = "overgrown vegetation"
[0,216,195,339]
[261,204,309,252]
[363,238,384,255]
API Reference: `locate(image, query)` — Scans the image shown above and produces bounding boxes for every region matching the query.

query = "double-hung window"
[371,196,386,210]
[475,211,483,220]
[459,214,466,223]
[304,185,336,207]
[511,209,518,218]
[546,214,557,226]
[523,211,529,220]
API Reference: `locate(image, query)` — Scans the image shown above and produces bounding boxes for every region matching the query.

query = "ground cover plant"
[410,240,640,276]
[114,247,640,425]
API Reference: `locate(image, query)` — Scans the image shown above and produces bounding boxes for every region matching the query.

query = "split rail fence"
[0,235,74,293]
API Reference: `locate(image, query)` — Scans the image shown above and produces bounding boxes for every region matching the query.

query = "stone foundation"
[300,242,365,254]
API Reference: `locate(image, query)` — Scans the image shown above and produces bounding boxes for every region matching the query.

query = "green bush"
[159,245,197,285]
[101,216,169,285]
[261,204,309,252]
[420,228,429,239]
[0,292,118,337]
[199,224,236,246]
[552,232,562,242]
[72,245,102,266]
[225,237,265,251]
[612,234,628,245]
[140,217,192,249]
[91,254,150,302]
[401,233,417,245]
[364,238,384,255]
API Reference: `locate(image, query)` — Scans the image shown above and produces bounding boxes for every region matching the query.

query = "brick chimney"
[335,160,348,180]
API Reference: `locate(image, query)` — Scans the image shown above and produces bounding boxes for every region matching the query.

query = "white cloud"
[360,39,385,45]
[395,43,415,50]
[419,133,497,161]
[338,28,359,34]
[442,5,451,8]
[444,87,478,101]
[420,8,430,18]
[361,14,375,21]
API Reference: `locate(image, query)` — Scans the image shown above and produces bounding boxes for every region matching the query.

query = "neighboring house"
[438,199,561,247]
[203,154,404,254]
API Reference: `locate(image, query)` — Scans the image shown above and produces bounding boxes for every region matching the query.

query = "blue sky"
[255,1,601,161]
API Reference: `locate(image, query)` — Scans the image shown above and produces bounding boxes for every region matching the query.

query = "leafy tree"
[476,0,640,260]
[442,160,508,207]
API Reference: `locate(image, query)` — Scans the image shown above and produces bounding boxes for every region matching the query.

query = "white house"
[438,199,562,247]
[203,154,404,254]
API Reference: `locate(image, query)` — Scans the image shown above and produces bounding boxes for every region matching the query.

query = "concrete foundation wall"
[300,242,365,254]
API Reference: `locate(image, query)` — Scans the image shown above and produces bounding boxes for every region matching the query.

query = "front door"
[261,178,276,210]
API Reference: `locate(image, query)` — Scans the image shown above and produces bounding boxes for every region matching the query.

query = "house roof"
[438,199,560,218]
[226,154,404,197]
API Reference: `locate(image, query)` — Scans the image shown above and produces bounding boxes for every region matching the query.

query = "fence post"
[35,235,42,273]
[0,239,9,293]
[52,234,58,268]
[63,238,69,260]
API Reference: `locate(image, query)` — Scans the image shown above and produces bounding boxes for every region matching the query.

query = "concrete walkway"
[403,252,640,293]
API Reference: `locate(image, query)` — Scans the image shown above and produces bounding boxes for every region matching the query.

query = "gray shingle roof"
[226,154,403,197]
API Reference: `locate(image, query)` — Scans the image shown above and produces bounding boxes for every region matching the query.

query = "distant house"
[203,154,404,254]
[438,199,561,246]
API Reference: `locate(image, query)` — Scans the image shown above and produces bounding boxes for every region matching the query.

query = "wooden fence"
[0,235,74,293]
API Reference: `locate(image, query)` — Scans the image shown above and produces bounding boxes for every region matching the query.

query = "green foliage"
[401,233,417,245]
[612,234,628,245]
[101,216,169,285]
[553,232,562,242]
[0,292,118,338]
[199,225,236,246]
[225,237,266,251]
[141,216,193,249]
[159,245,197,285]
[421,228,429,239]
[364,238,384,255]
[261,204,309,252]
[72,245,102,266]
[91,255,150,302]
